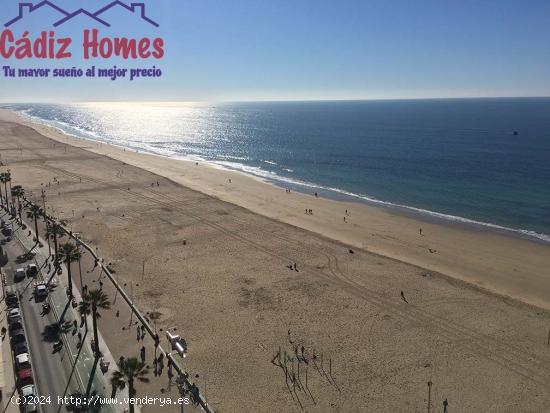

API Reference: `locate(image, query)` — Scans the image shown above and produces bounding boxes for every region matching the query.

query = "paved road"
[2,215,79,412]
[2,210,120,413]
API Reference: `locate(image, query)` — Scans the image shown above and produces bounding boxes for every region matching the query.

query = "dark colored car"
[6,292,18,308]
[26,264,38,277]
[9,321,23,334]
[10,330,26,345]
[13,342,28,356]
[8,308,21,324]
[14,268,26,282]
[6,296,19,308]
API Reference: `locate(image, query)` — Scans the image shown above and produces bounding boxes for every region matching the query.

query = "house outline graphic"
[4,1,159,28]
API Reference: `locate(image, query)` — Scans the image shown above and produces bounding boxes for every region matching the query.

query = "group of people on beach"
[136,324,147,341]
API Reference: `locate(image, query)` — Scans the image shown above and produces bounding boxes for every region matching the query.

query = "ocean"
[3,99,550,242]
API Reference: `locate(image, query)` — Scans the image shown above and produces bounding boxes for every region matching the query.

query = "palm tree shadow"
[85,355,101,401]
[58,297,73,325]
[42,323,61,343]
[59,330,90,413]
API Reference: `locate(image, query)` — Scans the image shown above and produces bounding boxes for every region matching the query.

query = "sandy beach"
[1,108,550,412]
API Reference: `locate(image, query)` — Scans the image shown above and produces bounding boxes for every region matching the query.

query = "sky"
[0,0,549,102]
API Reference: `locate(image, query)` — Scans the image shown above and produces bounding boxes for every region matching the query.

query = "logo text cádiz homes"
[1,1,164,81]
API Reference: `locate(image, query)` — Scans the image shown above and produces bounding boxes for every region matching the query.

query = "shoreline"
[2,107,550,311]
[6,106,550,245]
[3,108,550,412]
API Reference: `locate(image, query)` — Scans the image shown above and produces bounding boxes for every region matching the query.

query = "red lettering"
[83,29,98,59]
[138,38,151,58]
[152,38,164,59]
[82,30,163,59]
[32,31,47,58]
[114,38,137,59]
[0,29,15,58]
[56,37,72,59]
[99,38,113,58]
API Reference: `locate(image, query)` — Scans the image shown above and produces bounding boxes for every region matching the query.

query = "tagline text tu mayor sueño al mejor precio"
[2,65,162,80]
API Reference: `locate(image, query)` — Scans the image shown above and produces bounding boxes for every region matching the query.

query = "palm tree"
[111,358,149,412]
[0,176,3,209]
[82,289,110,358]
[3,170,13,211]
[0,172,10,208]
[26,204,43,246]
[58,242,81,299]
[11,185,24,220]
[7,171,13,207]
[110,366,126,398]
[78,299,91,332]
[46,221,65,263]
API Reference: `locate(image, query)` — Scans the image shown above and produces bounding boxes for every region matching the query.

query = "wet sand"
[1,108,550,412]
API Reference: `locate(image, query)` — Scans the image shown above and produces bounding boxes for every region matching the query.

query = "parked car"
[10,330,26,345]
[14,268,26,282]
[22,403,38,413]
[26,264,38,277]
[13,342,28,356]
[15,353,31,371]
[20,384,36,398]
[6,291,19,308]
[8,308,21,324]
[9,321,23,334]
[17,368,33,387]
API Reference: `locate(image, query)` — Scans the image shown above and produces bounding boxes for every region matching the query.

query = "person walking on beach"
[419,227,423,236]
[443,399,449,413]
[400,290,409,304]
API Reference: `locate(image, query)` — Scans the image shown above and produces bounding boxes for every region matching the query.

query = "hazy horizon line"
[2,95,550,105]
